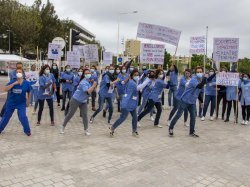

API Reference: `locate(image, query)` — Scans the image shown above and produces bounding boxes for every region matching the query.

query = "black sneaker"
[189,133,199,138]
[103,110,106,118]
[169,129,174,136]
[224,119,229,122]
[61,107,65,111]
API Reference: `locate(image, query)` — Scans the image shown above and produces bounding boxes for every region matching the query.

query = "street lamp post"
[7,29,11,54]
[117,11,138,65]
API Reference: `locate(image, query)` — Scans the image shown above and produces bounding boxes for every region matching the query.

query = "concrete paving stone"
[1,102,250,186]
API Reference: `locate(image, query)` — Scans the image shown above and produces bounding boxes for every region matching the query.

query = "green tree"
[191,54,211,70]
[238,58,250,74]
[163,50,171,70]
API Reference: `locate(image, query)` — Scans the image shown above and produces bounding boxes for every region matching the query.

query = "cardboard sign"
[213,38,239,63]
[83,44,99,62]
[140,43,165,65]
[137,22,181,46]
[190,36,205,54]
[216,72,240,86]
[48,43,61,60]
[67,51,80,68]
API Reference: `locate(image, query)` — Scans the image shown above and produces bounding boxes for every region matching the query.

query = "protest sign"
[213,38,239,63]
[216,72,240,86]
[48,43,61,60]
[103,52,113,65]
[83,44,99,62]
[73,45,84,58]
[140,43,165,65]
[190,36,205,54]
[137,22,181,46]
[67,51,80,68]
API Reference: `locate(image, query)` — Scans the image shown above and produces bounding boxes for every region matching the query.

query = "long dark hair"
[79,69,91,83]
[39,65,50,76]
[130,68,139,79]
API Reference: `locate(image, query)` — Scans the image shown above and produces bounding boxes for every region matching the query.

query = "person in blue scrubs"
[116,66,129,113]
[60,65,74,111]
[90,66,99,111]
[90,65,119,124]
[73,68,84,94]
[224,70,239,123]
[0,68,31,136]
[201,69,217,121]
[137,70,155,117]
[169,66,208,137]
[166,64,178,108]
[137,69,169,128]
[51,63,61,107]
[110,69,143,137]
[167,69,191,127]
[0,62,25,118]
[37,65,57,126]
[239,73,250,125]
[60,69,97,135]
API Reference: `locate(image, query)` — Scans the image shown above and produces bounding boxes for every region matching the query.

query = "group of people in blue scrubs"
[0,60,249,137]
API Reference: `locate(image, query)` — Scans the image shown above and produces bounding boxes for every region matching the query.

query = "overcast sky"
[19,0,250,58]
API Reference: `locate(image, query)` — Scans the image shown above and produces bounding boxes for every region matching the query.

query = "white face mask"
[85,74,91,79]
[78,72,83,76]
[45,70,50,75]
[53,66,57,69]
[133,76,139,81]
[122,69,126,74]
[209,72,214,76]
[16,73,23,79]
[116,70,120,74]
[159,74,164,79]
[66,69,71,72]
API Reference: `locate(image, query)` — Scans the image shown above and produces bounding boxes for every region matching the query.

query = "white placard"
[216,72,240,86]
[67,51,80,68]
[48,43,61,60]
[140,43,165,65]
[213,38,239,63]
[73,45,84,58]
[137,22,181,46]
[83,44,99,62]
[103,52,113,65]
[190,36,205,54]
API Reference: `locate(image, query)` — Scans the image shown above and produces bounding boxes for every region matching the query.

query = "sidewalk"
[0,105,250,187]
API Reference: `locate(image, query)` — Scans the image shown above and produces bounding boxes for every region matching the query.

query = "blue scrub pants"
[92,94,113,122]
[169,100,196,134]
[0,105,30,134]
[112,108,137,132]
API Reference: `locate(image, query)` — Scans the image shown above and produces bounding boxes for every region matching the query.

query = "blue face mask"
[133,76,139,81]
[85,74,91,79]
[109,70,115,74]
[196,73,203,78]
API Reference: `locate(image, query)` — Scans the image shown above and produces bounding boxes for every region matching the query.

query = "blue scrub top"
[38,73,56,100]
[175,76,188,101]
[181,76,202,105]
[148,79,169,102]
[6,80,31,108]
[60,71,74,92]
[73,79,91,103]
[121,79,138,111]
[116,73,129,95]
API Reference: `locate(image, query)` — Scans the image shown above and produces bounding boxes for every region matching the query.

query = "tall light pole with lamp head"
[117,11,138,65]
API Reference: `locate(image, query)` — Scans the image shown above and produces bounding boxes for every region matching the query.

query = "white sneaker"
[89,116,94,124]
[155,125,163,128]
[184,122,189,127]
[137,122,141,128]
[201,116,205,121]
[241,120,246,125]
[84,130,91,136]
[60,125,65,134]
[245,121,248,125]
[162,105,167,110]
[210,116,214,121]
[150,116,155,121]
[167,106,171,110]
[167,120,171,126]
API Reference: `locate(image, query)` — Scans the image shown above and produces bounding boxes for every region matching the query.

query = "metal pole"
[69,29,72,52]
[117,16,120,65]
[8,30,10,54]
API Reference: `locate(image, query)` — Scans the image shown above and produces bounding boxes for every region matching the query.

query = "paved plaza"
[0,101,250,187]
